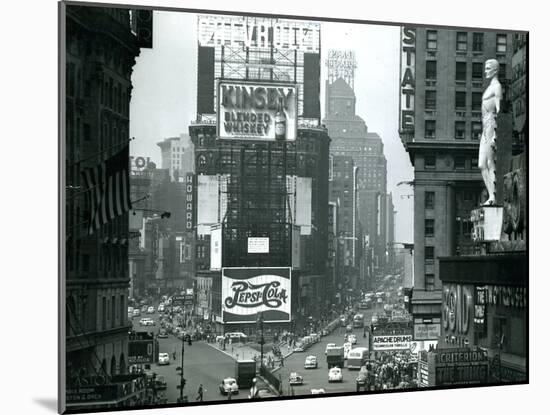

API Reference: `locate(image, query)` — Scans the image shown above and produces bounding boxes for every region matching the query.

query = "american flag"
[81,144,132,235]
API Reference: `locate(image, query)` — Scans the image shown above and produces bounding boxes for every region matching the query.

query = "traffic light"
[135,9,153,48]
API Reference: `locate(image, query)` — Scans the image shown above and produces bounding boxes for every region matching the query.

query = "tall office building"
[157,134,195,181]
[323,52,388,283]
[398,27,514,348]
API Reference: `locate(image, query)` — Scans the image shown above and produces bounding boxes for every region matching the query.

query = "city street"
[276,309,377,396]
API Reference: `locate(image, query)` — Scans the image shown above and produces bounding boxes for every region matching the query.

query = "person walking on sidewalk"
[196,384,204,402]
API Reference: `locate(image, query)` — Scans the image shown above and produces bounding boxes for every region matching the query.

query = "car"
[328,367,343,382]
[154,375,167,390]
[141,305,148,313]
[133,309,141,317]
[311,388,326,395]
[225,332,248,342]
[158,304,165,313]
[304,355,318,369]
[345,324,353,333]
[348,334,357,345]
[289,372,304,386]
[140,318,155,326]
[158,329,168,338]
[325,343,336,355]
[158,353,170,365]
[293,342,305,352]
[219,377,239,395]
[139,318,148,326]
[339,315,347,325]
[147,306,155,314]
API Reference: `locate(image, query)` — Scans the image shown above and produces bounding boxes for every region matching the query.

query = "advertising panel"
[128,339,155,364]
[210,224,222,270]
[217,80,297,141]
[399,27,415,132]
[326,49,356,86]
[247,237,269,254]
[414,323,441,340]
[372,334,414,351]
[435,348,488,385]
[222,267,291,323]
[198,15,320,52]
[197,175,219,234]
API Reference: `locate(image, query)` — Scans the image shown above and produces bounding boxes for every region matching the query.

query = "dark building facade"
[398,27,515,349]
[63,4,149,410]
[188,15,328,334]
[323,74,388,286]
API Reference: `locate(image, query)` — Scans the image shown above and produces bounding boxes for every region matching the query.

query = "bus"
[347,347,369,370]
[353,313,364,328]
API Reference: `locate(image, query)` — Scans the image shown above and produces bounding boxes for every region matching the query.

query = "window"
[496,34,507,53]
[427,30,437,50]
[102,297,107,330]
[425,219,435,237]
[425,155,436,169]
[499,63,506,80]
[426,274,435,291]
[83,123,90,142]
[471,157,479,170]
[456,62,467,81]
[111,295,116,328]
[472,62,483,80]
[426,60,437,80]
[472,92,482,111]
[425,191,435,209]
[455,121,466,139]
[455,156,466,169]
[472,122,482,140]
[425,120,436,139]
[455,91,466,109]
[120,295,125,326]
[456,32,467,51]
[425,247,435,264]
[425,90,436,110]
[473,33,484,52]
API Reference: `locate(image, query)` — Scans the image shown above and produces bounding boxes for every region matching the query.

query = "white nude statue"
[478,58,502,206]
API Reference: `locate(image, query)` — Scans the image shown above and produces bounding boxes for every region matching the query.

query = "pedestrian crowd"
[362,351,418,391]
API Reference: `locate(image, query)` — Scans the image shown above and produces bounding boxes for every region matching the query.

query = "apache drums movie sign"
[217,81,297,141]
[222,267,291,323]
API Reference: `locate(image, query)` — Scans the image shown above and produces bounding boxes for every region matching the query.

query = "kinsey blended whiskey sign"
[217,81,297,141]
[222,267,291,323]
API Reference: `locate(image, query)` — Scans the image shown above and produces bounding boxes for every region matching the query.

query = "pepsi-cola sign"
[222,267,291,323]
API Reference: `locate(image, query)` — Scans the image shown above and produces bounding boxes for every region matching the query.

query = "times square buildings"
[63,6,528,411]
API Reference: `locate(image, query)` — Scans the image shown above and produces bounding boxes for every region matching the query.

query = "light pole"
[176,335,187,403]
[257,312,265,371]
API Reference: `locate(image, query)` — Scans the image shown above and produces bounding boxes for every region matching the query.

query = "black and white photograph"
[7,0,548,414]
[57,0,532,413]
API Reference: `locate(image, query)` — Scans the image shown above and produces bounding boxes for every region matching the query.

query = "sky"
[130,11,414,243]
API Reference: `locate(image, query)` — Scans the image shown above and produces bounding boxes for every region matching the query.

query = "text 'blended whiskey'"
[274,97,287,140]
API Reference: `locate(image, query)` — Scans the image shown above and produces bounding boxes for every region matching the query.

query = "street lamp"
[175,335,187,403]
[257,312,265,371]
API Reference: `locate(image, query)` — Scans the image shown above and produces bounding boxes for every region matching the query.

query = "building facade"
[398,27,514,349]
[323,72,388,286]
[64,5,149,410]
[157,134,195,182]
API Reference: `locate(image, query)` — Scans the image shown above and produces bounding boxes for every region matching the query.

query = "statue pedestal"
[471,206,504,242]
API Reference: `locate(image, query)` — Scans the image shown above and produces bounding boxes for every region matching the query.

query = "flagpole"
[65,137,135,169]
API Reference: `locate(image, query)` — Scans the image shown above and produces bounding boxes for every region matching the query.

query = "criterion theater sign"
[222,267,291,323]
[218,81,297,141]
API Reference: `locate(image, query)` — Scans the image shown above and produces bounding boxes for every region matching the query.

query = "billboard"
[197,175,219,234]
[222,267,291,323]
[372,334,414,351]
[217,80,297,141]
[247,237,269,254]
[198,15,320,52]
[210,224,222,270]
[128,339,155,364]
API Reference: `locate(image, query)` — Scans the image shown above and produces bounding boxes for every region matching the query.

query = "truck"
[235,360,256,388]
[326,346,345,369]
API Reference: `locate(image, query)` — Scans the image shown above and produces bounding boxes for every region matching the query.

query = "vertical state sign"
[400,27,415,132]
[218,81,297,141]
[222,267,291,323]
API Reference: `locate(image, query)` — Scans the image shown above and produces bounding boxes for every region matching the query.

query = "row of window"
[425,90,486,112]
[426,30,508,53]
[426,61,506,82]
[423,155,478,170]
[424,120,482,140]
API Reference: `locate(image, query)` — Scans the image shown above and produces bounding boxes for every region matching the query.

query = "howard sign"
[222,267,291,323]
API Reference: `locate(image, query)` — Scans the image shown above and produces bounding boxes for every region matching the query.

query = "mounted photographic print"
[59,0,528,413]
